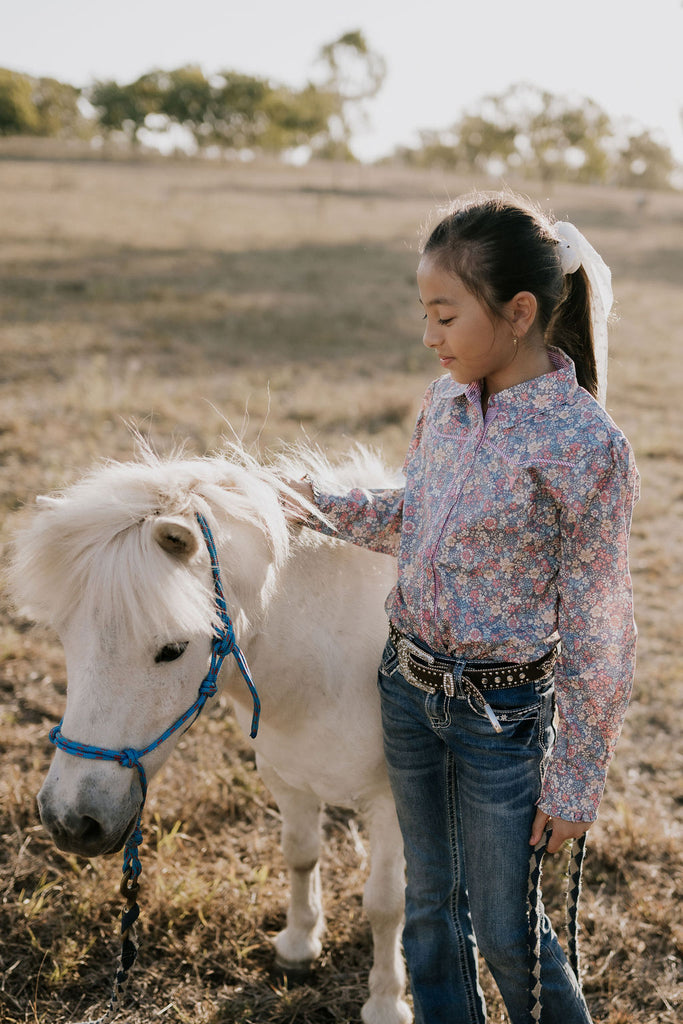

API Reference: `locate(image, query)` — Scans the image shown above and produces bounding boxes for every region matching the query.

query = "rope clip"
[120,868,140,902]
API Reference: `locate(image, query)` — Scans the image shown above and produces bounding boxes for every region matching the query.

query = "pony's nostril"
[77,815,104,845]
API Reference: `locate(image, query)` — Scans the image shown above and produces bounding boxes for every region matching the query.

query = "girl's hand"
[530,808,592,854]
[280,477,315,523]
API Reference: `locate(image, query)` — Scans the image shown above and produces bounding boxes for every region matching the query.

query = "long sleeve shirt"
[310,349,639,821]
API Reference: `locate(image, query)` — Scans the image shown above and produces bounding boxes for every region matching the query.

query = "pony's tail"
[546,266,598,400]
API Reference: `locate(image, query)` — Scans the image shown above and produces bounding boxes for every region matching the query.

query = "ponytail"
[547,267,598,400]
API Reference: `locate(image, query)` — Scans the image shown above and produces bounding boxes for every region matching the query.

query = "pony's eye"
[155,642,189,664]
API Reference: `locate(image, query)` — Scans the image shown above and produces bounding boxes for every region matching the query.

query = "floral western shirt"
[310,349,639,821]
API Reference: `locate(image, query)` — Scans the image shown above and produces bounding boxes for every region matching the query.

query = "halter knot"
[199,676,218,698]
[118,749,142,771]
[212,632,236,658]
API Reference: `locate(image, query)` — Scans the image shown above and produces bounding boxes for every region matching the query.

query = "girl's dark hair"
[421,192,597,398]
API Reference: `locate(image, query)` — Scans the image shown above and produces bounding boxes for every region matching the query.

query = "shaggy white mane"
[9,440,401,643]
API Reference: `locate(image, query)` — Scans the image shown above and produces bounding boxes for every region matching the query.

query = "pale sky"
[3,0,682,162]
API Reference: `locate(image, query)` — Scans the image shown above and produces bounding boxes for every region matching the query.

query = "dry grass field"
[0,147,681,1023]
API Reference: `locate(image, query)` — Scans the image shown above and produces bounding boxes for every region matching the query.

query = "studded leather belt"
[389,624,558,731]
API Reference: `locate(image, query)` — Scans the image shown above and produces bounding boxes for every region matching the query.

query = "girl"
[286,192,638,1023]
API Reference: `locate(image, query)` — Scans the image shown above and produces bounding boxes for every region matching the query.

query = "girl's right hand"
[280,477,315,523]
[530,807,592,854]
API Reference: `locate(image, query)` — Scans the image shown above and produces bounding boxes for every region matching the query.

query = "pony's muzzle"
[37,760,142,857]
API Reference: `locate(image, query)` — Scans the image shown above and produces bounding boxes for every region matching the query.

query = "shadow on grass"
[1,241,422,385]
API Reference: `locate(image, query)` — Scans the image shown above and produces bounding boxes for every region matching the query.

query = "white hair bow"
[555,221,612,408]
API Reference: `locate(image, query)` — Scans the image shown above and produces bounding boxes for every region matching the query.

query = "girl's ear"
[507,291,538,336]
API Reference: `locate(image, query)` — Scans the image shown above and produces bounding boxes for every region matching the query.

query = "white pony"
[9,442,411,1024]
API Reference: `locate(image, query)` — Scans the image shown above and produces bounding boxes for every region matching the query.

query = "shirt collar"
[457,348,579,422]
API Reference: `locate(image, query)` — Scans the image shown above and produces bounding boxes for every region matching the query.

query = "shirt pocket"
[485,436,576,477]
[425,402,471,445]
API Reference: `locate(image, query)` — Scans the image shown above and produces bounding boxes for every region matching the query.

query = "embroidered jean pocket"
[465,674,555,744]
[379,637,399,676]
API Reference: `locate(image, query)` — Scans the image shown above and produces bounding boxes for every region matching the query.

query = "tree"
[84,35,389,161]
[0,69,40,134]
[394,81,680,188]
[157,67,332,151]
[522,87,612,183]
[452,113,518,174]
[32,76,84,137]
[89,73,164,144]
[160,66,215,141]
[315,30,386,156]
[204,70,271,148]
[0,68,87,138]
[615,129,676,190]
[89,64,338,155]
[259,82,337,153]
[395,82,619,184]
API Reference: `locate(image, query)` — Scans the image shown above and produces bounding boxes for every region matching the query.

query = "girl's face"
[417,254,517,391]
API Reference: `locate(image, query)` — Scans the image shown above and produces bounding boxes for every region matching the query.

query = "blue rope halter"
[49,511,260,883]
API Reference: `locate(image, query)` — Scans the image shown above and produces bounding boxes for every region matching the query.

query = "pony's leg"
[256,758,325,969]
[361,794,412,1024]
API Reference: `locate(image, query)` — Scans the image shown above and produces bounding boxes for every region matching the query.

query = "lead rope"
[67,871,141,1024]
[47,512,260,1024]
[527,829,587,1023]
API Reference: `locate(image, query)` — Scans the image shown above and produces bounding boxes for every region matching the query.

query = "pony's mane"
[9,439,400,643]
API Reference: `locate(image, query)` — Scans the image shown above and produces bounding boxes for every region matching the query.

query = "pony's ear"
[152,516,199,559]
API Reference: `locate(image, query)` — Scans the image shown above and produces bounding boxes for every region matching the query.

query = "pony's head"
[9,446,292,857]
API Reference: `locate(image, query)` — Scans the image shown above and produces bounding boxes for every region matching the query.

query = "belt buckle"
[397,636,436,693]
[397,636,454,696]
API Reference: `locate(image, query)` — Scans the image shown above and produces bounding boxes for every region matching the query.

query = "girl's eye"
[421,313,455,326]
[155,642,189,664]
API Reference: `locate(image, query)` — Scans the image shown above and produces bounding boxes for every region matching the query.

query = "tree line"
[0,31,383,161]
[394,82,677,191]
[0,38,677,189]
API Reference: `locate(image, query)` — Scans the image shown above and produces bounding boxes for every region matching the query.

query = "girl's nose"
[422,320,442,349]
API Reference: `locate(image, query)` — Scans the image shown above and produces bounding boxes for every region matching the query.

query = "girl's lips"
[439,355,454,367]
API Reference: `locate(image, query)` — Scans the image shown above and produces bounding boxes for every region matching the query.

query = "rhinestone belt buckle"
[397,636,455,697]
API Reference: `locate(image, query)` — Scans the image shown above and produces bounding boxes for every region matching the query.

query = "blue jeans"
[378,634,592,1024]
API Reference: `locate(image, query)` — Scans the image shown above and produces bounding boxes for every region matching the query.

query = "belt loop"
[449,658,467,700]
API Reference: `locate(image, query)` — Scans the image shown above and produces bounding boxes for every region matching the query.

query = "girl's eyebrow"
[418,295,458,306]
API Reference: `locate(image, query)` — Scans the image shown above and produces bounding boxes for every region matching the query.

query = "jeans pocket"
[463,673,556,755]
[469,681,537,720]
[379,636,399,676]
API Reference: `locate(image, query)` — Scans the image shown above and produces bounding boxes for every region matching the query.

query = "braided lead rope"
[527,828,587,1024]
[566,832,587,980]
[69,875,141,1024]
[46,512,260,1023]
[527,828,549,1024]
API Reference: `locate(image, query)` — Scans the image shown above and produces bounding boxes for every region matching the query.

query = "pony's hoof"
[272,956,315,985]
[273,927,323,968]
[361,996,413,1024]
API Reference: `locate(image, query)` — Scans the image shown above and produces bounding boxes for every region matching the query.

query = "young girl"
[286,192,638,1024]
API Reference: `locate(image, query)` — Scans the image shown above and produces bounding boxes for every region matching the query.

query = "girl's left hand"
[530,808,592,854]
